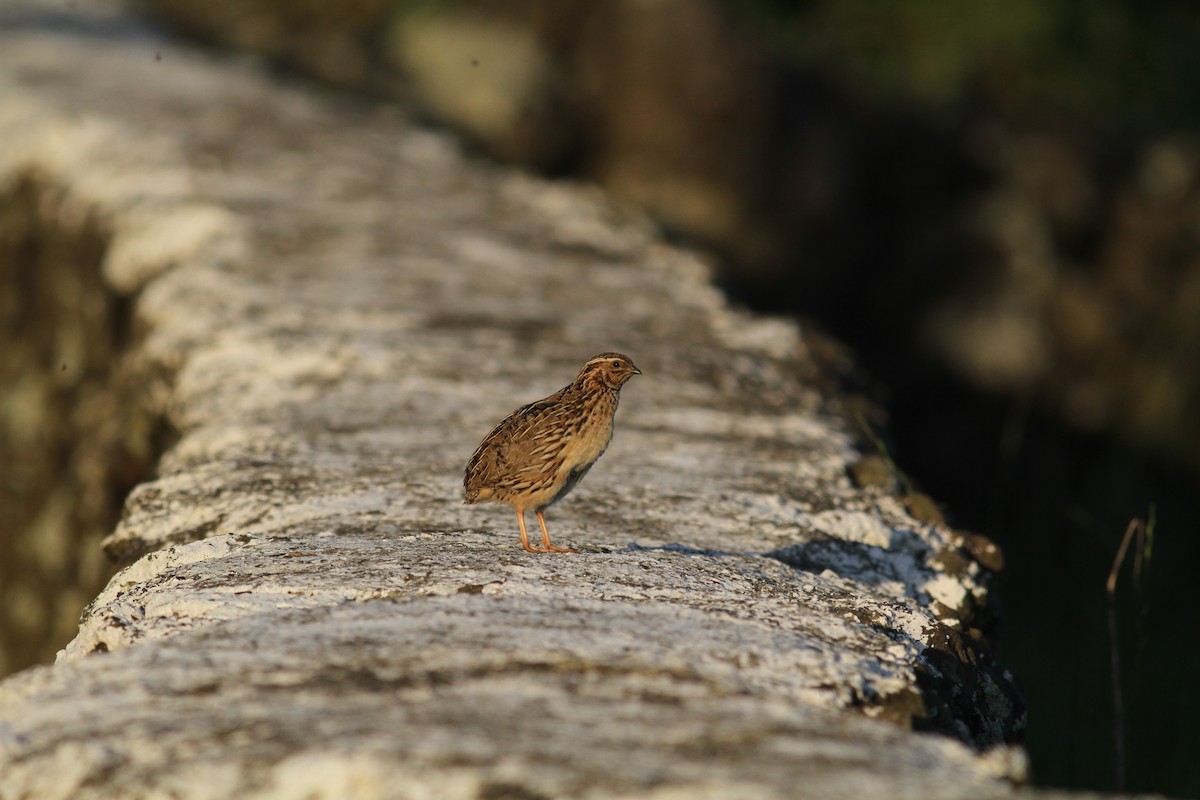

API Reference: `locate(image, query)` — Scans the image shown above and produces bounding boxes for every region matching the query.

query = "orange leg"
[535,509,576,553]
[516,509,549,553]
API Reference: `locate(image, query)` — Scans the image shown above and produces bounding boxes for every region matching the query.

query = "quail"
[464,353,641,553]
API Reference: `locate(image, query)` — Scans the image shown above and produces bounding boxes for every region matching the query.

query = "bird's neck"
[575,376,621,395]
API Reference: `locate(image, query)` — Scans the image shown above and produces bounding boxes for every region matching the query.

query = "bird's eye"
[611,360,622,368]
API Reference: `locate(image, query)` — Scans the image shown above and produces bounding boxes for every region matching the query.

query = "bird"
[464,353,641,553]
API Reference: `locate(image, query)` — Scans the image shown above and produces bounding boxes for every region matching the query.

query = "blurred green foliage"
[736,0,1200,126]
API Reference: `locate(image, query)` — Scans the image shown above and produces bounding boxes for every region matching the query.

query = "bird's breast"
[558,392,618,471]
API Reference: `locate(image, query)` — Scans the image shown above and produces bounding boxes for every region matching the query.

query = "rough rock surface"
[0,4,1043,799]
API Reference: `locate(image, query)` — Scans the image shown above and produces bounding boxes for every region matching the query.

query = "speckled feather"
[464,353,640,524]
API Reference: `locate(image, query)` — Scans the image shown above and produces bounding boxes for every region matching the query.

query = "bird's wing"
[464,389,569,492]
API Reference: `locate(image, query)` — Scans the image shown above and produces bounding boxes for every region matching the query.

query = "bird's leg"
[535,509,576,553]
[517,508,549,553]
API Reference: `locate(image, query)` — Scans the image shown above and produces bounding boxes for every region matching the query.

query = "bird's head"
[577,352,641,390]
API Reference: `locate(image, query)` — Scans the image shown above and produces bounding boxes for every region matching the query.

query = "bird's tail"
[463,483,493,504]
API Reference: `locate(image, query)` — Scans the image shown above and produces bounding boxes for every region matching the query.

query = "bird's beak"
[632,366,642,375]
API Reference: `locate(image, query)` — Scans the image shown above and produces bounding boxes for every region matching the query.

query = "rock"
[0,4,1040,798]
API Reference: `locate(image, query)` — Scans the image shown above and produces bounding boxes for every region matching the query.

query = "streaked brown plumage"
[464,353,641,553]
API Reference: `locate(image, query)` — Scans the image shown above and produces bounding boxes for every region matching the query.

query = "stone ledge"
[0,4,1038,798]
